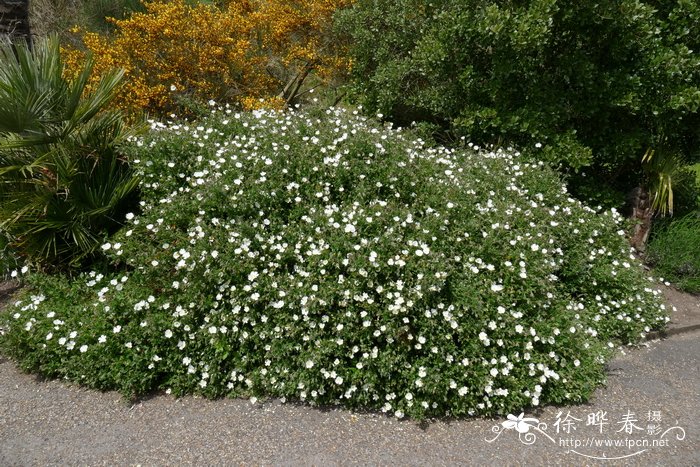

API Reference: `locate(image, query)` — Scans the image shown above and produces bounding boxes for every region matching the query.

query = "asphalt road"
[1,331,698,466]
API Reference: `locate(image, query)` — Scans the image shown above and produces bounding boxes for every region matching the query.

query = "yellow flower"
[63,0,352,116]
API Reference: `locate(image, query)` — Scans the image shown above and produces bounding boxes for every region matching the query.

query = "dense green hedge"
[0,107,668,418]
[337,0,700,195]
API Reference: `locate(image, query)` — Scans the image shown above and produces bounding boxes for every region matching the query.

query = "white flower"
[170,84,177,91]
[98,335,107,344]
[344,224,356,234]
[208,326,217,334]
[164,329,173,338]
[101,243,112,251]
[491,283,504,292]
[113,325,121,334]
[80,345,88,353]
[248,271,259,281]
[335,376,344,385]
[305,360,314,369]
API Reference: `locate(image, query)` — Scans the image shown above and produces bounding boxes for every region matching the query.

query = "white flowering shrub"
[0,107,668,418]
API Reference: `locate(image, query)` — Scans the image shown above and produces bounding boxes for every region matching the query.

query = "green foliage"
[337,0,700,191]
[0,36,140,269]
[0,232,19,278]
[29,0,147,41]
[692,163,700,185]
[0,107,668,418]
[667,165,700,217]
[647,214,700,293]
[641,146,687,217]
[79,0,147,33]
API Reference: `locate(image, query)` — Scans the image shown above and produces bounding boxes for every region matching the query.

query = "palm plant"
[629,142,688,251]
[641,146,685,217]
[0,35,140,269]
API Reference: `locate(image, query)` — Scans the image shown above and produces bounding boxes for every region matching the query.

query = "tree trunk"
[628,186,653,252]
[0,1,31,47]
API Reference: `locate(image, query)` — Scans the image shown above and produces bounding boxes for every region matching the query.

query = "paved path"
[1,331,698,466]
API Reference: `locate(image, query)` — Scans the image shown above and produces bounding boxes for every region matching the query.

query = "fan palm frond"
[0,35,140,270]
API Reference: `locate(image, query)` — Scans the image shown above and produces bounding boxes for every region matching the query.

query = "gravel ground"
[1,330,698,466]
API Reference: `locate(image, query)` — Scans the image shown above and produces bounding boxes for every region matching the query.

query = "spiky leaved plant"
[0,35,140,270]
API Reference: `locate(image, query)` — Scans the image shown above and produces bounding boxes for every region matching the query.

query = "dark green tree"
[338,0,700,222]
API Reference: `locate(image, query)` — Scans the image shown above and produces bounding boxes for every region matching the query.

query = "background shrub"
[336,0,700,202]
[647,214,700,293]
[63,0,350,116]
[1,107,667,418]
[29,0,146,42]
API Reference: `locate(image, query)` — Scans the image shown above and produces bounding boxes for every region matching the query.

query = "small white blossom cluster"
[2,106,668,419]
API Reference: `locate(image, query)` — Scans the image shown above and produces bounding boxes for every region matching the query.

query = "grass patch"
[648,214,700,294]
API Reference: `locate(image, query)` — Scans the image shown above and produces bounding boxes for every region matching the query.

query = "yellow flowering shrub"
[63,0,351,115]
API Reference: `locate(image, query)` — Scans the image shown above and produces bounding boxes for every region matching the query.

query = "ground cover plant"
[0,107,668,419]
